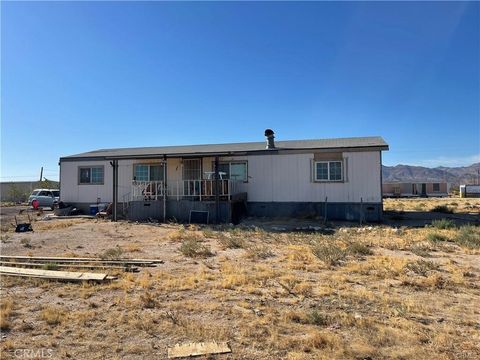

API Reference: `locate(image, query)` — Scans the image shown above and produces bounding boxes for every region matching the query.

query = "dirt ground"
[1,198,479,359]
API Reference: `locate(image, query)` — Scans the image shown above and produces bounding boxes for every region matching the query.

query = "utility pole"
[39,167,43,182]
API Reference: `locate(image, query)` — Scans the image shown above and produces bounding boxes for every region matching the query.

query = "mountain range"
[382,163,480,186]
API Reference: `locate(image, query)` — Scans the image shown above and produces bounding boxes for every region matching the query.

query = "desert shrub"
[139,291,157,309]
[431,205,453,214]
[347,242,373,256]
[426,232,449,242]
[431,218,455,229]
[306,310,330,326]
[0,298,14,331]
[404,260,439,276]
[245,245,274,260]
[454,226,480,249]
[410,242,433,257]
[20,238,32,248]
[41,306,65,325]
[218,234,245,249]
[311,243,346,266]
[100,246,124,260]
[179,239,213,258]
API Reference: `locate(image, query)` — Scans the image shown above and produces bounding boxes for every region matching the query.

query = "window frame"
[432,183,440,192]
[314,160,343,182]
[133,163,165,182]
[78,166,104,185]
[212,161,248,182]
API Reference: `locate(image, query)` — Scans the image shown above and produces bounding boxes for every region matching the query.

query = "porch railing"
[131,179,240,201]
[131,181,165,201]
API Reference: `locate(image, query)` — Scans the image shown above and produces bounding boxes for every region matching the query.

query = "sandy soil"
[0,199,479,359]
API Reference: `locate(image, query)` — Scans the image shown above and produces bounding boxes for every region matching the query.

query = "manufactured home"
[382,181,449,198]
[59,131,388,223]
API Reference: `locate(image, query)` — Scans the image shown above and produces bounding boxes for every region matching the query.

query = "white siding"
[60,160,112,203]
[242,151,381,203]
[60,150,382,204]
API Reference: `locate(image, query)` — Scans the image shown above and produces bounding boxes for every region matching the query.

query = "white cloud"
[409,154,480,168]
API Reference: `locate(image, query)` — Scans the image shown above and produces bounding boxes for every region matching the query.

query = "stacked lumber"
[0,266,114,281]
[0,255,163,282]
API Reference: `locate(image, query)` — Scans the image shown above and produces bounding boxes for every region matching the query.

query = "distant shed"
[459,185,480,198]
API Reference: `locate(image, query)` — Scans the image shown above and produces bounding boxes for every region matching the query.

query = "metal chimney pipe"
[265,129,275,149]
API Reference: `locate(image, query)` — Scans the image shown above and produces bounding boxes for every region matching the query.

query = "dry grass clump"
[245,244,274,260]
[123,243,141,253]
[431,218,455,229]
[404,259,440,276]
[35,219,81,231]
[311,242,346,267]
[100,245,124,260]
[0,297,14,331]
[218,233,245,249]
[139,291,157,309]
[40,306,66,325]
[426,232,449,243]
[168,225,204,242]
[179,239,213,258]
[346,242,373,256]
[454,226,480,249]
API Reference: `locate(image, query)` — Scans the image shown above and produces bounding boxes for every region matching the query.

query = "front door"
[182,159,201,196]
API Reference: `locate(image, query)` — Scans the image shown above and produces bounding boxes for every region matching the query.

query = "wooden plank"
[0,266,108,281]
[0,255,163,264]
[0,261,138,272]
[167,342,231,359]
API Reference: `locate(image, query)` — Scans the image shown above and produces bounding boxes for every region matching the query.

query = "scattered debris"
[167,341,231,359]
[14,215,33,233]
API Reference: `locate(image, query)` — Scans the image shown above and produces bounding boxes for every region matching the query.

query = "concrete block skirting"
[246,202,383,222]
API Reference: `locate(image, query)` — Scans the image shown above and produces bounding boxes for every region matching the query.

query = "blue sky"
[1,1,479,181]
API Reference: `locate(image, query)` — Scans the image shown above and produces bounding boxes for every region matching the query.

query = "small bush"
[306,310,330,326]
[404,260,440,276]
[311,243,346,266]
[431,205,453,214]
[100,246,124,260]
[431,219,455,229]
[426,232,449,242]
[179,239,213,258]
[0,298,14,331]
[218,234,245,249]
[245,245,274,260]
[347,242,373,256]
[454,226,480,249]
[41,306,65,325]
[139,291,157,309]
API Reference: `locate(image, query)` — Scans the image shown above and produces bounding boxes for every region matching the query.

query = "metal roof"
[61,136,388,160]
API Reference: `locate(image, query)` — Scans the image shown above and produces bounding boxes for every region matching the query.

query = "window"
[133,164,164,181]
[79,166,104,184]
[433,183,440,192]
[214,161,248,181]
[314,161,343,182]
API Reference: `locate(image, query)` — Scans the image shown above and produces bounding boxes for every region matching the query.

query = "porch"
[126,180,247,223]
[130,179,243,201]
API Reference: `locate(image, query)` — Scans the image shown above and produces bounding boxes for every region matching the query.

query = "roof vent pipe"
[265,129,275,149]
